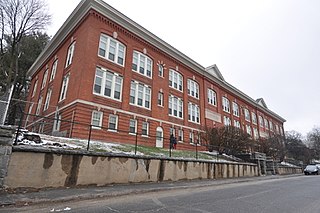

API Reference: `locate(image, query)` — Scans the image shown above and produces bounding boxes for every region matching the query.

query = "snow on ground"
[15,130,144,156]
[280,161,299,167]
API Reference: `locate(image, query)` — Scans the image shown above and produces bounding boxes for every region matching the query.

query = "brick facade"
[24,0,285,151]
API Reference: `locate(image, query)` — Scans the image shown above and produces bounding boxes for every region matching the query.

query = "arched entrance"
[156,126,164,148]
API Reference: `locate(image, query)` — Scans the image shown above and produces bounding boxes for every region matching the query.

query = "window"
[132,51,152,78]
[168,95,183,119]
[264,119,269,129]
[208,89,217,106]
[275,124,279,133]
[108,114,118,131]
[44,88,52,111]
[36,95,43,115]
[188,102,200,123]
[98,34,126,66]
[223,116,231,126]
[59,74,70,101]
[91,111,103,128]
[244,109,251,122]
[234,120,241,129]
[253,128,259,139]
[252,112,257,124]
[38,123,44,133]
[169,69,183,91]
[189,131,194,144]
[50,60,58,82]
[158,92,164,107]
[269,121,273,131]
[233,102,239,117]
[93,67,123,101]
[65,41,75,67]
[222,97,230,113]
[53,114,61,132]
[187,79,199,99]
[158,64,164,77]
[32,79,38,97]
[142,122,149,136]
[246,125,252,136]
[25,103,34,125]
[129,119,137,134]
[170,127,176,136]
[178,129,183,141]
[130,81,151,109]
[41,69,48,89]
[259,116,264,127]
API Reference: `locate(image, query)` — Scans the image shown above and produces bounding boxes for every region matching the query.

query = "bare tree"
[0,0,51,124]
[201,126,252,155]
[307,127,320,159]
[0,0,51,91]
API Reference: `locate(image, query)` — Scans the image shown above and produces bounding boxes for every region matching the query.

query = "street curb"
[0,174,302,207]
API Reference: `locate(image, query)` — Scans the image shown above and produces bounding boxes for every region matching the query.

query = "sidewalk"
[0,174,302,207]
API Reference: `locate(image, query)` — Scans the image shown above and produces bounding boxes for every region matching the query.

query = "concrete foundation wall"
[4,149,258,189]
[277,166,302,175]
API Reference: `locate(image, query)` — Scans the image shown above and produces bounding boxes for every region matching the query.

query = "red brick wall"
[24,9,284,151]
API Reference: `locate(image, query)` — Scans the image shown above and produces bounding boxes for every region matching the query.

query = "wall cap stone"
[12,146,257,166]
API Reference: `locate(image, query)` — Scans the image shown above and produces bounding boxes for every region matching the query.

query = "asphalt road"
[2,175,320,213]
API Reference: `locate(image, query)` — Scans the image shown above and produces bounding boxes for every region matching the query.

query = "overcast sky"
[47,0,320,136]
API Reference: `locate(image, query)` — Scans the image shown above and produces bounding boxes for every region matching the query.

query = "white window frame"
[253,128,259,139]
[91,111,103,129]
[108,114,118,131]
[187,79,199,99]
[98,34,126,66]
[53,114,61,132]
[234,120,241,129]
[50,59,58,82]
[65,41,75,67]
[170,127,176,136]
[188,102,200,124]
[269,121,273,131]
[44,88,52,111]
[59,74,70,101]
[178,129,183,142]
[36,95,43,115]
[132,51,153,78]
[142,121,149,136]
[25,103,34,125]
[223,116,231,126]
[246,125,252,136]
[129,81,151,109]
[168,95,183,119]
[189,131,194,144]
[244,109,251,122]
[233,102,239,117]
[252,112,257,124]
[169,69,183,92]
[222,97,230,113]
[259,115,264,127]
[93,67,123,101]
[129,119,137,134]
[264,119,269,129]
[32,79,38,97]
[158,91,164,107]
[41,69,48,89]
[208,89,217,106]
[158,64,164,77]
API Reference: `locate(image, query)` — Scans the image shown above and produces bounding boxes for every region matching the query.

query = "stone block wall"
[0,126,14,188]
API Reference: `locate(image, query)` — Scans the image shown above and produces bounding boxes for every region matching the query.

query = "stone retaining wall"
[4,147,258,189]
[0,126,15,188]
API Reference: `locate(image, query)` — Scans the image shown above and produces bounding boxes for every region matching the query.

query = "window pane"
[108,40,116,61]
